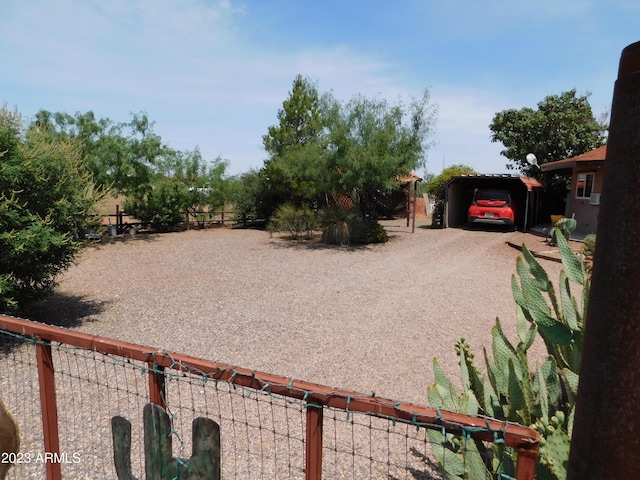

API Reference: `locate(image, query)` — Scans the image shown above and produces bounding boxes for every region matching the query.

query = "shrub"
[267,203,317,240]
[366,219,389,244]
[582,234,596,258]
[125,177,189,231]
[319,208,388,245]
[229,170,266,225]
[0,107,104,312]
[428,232,588,479]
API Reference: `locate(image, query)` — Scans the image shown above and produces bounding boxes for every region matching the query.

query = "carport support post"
[412,179,419,233]
[523,189,530,231]
[568,40,640,478]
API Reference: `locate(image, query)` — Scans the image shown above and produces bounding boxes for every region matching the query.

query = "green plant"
[319,208,388,245]
[365,219,388,244]
[582,234,596,258]
[428,232,588,479]
[0,107,105,312]
[268,203,317,240]
[125,177,189,231]
[549,217,577,246]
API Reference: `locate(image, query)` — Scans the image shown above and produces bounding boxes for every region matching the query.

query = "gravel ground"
[3,220,570,479]
[31,219,564,406]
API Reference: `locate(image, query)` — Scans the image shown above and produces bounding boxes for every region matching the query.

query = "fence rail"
[98,205,235,234]
[0,315,540,479]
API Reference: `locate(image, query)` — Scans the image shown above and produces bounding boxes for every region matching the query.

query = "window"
[576,172,595,199]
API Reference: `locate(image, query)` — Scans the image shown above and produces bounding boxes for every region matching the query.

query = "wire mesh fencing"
[0,315,539,479]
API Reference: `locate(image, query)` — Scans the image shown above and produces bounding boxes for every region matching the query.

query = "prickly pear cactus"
[428,232,588,480]
[534,412,571,480]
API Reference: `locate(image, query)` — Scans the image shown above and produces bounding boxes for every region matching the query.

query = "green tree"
[325,90,436,219]
[32,110,170,195]
[0,106,104,312]
[425,164,477,200]
[229,170,268,225]
[261,74,327,214]
[32,109,230,232]
[257,78,436,224]
[489,90,607,176]
[124,149,229,231]
[263,74,324,159]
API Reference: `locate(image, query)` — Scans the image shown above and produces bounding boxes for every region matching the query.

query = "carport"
[443,174,543,231]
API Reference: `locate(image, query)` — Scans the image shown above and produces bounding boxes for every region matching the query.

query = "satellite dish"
[526,153,538,166]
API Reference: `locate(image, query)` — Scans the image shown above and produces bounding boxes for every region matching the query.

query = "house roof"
[540,145,607,172]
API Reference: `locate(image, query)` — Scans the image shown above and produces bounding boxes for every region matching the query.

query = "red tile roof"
[396,172,422,182]
[540,145,607,172]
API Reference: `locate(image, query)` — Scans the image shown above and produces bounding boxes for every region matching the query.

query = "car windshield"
[474,190,510,202]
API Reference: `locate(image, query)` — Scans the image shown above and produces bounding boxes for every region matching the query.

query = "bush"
[125,177,189,231]
[319,208,388,245]
[582,234,596,257]
[267,203,317,240]
[230,170,265,225]
[0,107,103,312]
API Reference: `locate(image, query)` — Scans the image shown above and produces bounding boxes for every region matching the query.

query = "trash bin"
[107,225,118,236]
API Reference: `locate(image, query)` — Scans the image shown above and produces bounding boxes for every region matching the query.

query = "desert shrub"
[319,208,388,245]
[125,177,189,231]
[366,219,389,243]
[319,208,352,245]
[429,232,588,479]
[268,203,317,240]
[230,169,269,225]
[582,234,596,257]
[0,107,104,312]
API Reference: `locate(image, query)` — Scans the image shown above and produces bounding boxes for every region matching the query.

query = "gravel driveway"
[31,220,563,407]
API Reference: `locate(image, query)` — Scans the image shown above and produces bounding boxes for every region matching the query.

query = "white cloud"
[1,0,633,177]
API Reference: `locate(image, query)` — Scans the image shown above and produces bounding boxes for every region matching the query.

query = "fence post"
[36,342,62,480]
[305,405,323,480]
[568,40,640,478]
[515,447,538,480]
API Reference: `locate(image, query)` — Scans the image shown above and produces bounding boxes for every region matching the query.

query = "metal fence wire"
[0,316,539,479]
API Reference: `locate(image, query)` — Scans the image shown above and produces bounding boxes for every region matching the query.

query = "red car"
[468,189,516,229]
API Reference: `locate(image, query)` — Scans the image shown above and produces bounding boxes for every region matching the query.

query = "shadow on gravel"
[265,230,377,251]
[268,238,373,252]
[388,446,443,480]
[1,294,108,356]
[90,231,162,249]
[21,293,109,329]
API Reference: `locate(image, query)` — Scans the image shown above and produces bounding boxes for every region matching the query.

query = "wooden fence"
[0,315,540,479]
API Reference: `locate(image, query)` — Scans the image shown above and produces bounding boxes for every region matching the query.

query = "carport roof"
[448,174,543,191]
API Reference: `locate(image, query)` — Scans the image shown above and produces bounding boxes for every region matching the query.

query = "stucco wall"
[565,166,605,235]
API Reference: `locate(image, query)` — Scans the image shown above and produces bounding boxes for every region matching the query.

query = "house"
[540,145,606,235]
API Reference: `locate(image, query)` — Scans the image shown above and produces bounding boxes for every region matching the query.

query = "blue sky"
[1,1,638,177]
